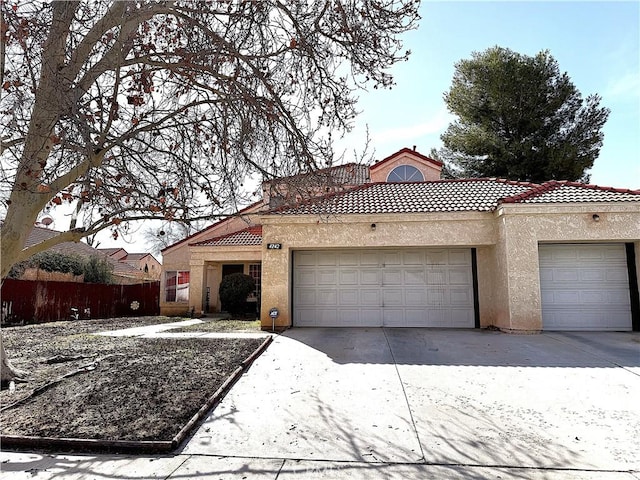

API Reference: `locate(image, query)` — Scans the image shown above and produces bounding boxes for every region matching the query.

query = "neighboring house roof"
[191,225,263,247]
[271,179,538,215]
[500,181,640,204]
[24,227,142,278]
[270,178,640,216]
[124,253,157,261]
[98,247,127,260]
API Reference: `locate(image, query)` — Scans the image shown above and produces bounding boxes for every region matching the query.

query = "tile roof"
[191,225,262,247]
[270,178,640,216]
[161,200,265,253]
[272,179,537,215]
[500,181,640,204]
[263,163,371,188]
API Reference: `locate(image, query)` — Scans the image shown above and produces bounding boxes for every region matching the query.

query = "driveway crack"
[382,328,426,463]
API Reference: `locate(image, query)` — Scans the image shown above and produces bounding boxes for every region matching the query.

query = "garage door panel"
[339,289,359,306]
[448,249,471,265]
[339,269,358,285]
[295,251,317,266]
[404,269,425,285]
[360,289,380,305]
[360,252,380,266]
[539,244,632,331]
[382,269,402,285]
[383,251,401,266]
[295,270,316,286]
[316,290,338,306]
[449,267,472,285]
[317,270,337,285]
[426,289,448,306]
[317,252,338,266]
[382,289,403,306]
[450,287,473,306]
[295,289,316,306]
[426,250,448,265]
[339,252,358,266]
[405,289,426,306]
[403,250,424,265]
[427,269,447,285]
[294,248,475,328]
[360,269,380,285]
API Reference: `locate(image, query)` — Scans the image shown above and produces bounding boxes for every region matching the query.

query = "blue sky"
[336,1,640,189]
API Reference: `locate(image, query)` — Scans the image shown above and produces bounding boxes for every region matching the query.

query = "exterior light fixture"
[592,214,600,222]
[371,223,376,231]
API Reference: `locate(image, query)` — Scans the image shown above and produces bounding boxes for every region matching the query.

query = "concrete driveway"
[180,328,639,477]
[2,328,639,479]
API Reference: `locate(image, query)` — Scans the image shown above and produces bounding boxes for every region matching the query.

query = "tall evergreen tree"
[438,47,610,182]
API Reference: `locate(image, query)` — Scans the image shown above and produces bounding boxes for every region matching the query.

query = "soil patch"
[1,317,267,444]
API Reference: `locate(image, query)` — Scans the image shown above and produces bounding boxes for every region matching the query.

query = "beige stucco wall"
[260,203,640,331]
[260,211,496,328]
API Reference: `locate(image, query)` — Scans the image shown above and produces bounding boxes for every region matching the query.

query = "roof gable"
[191,225,263,247]
[370,147,443,171]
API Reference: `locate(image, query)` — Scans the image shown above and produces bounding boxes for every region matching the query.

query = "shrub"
[219,273,255,315]
[83,255,113,284]
[7,251,85,278]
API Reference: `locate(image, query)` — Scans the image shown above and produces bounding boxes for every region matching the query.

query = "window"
[387,165,424,182]
[249,264,261,299]
[165,271,190,302]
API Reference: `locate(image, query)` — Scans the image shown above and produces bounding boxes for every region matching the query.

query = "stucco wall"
[260,203,640,331]
[491,203,640,332]
[260,212,496,328]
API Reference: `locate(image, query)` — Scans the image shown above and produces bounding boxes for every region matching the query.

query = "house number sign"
[267,243,282,250]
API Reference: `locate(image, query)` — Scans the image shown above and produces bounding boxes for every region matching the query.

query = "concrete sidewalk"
[2,328,639,479]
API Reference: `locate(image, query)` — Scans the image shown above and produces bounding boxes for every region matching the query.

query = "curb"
[1,335,274,454]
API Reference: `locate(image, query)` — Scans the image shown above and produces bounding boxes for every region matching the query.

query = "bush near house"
[8,252,113,284]
[219,273,256,316]
[8,251,85,279]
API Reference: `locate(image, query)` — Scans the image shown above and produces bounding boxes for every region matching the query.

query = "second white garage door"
[539,243,632,331]
[293,248,475,327]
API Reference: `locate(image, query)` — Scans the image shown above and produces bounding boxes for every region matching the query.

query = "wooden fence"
[1,279,160,324]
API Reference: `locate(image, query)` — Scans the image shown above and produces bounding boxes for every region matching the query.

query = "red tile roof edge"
[370,147,444,169]
[499,180,640,205]
[160,200,264,253]
[189,225,263,247]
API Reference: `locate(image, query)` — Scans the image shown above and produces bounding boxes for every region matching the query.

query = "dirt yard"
[0,316,266,443]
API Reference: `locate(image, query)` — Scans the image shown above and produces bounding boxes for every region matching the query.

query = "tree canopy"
[436,46,610,183]
[0,0,420,278]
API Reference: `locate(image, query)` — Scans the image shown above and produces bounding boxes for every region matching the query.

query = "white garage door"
[539,244,632,331]
[293,248,475,327]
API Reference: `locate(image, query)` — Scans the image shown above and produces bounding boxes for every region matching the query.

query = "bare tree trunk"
[1,336,28,385]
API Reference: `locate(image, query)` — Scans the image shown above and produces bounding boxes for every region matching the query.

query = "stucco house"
[99,248,162,281]
[160,148,640,333]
